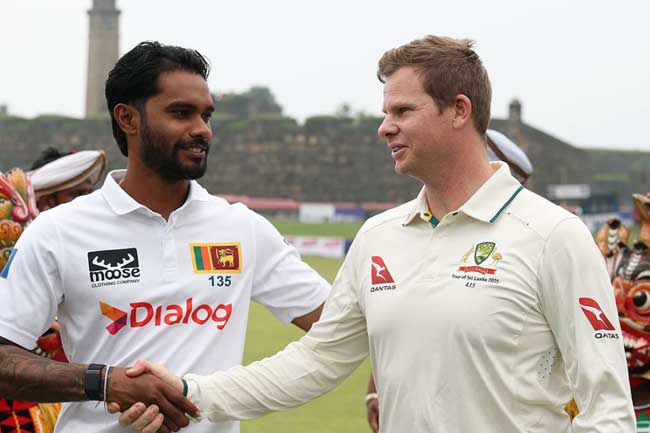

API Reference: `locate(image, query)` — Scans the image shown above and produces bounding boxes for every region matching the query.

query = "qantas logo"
[370,256,396,293]
[579,297,615,331]
[99,298,232,335]
[371,256,394,284]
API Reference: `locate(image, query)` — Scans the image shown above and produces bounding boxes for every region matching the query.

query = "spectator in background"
[30,147,106,211]
[0,147,106,433]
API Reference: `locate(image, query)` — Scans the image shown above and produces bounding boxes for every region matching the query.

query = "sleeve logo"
[579,297,615,331]
[190,243,242,274]
[0,248,17,279]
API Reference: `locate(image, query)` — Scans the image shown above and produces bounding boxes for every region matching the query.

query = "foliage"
[213,85,282,119]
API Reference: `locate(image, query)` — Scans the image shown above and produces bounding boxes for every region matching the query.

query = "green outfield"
[242,223,370,433]
[270,219,362,238]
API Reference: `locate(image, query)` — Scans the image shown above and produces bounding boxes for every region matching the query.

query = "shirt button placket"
[162,222,177,279]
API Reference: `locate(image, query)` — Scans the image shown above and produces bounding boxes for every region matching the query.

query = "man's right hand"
[107,366,198,432]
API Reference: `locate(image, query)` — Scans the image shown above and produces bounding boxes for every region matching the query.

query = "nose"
[190,115,212,142]
[378,116,398,139]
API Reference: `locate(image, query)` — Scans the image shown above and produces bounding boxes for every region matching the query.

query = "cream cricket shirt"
[184,162,634,432]
[0,170,329,433]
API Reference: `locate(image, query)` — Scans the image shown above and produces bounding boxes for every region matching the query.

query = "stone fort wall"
[0,115,421,203]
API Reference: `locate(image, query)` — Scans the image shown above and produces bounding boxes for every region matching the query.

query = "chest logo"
[371,256,394,284]
[474,242,495,265]
[370,256,396,292]
[190,243,242,274]
[458,241,502,275]
[87,248,141,287]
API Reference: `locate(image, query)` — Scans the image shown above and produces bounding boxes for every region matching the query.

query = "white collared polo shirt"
[0,170,329,433]
[183,162,634,433]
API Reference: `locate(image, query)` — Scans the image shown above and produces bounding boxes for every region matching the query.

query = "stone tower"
[85,0,120,117]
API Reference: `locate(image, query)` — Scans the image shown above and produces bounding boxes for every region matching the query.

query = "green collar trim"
[420,211,439,227]
[489,185,524,223]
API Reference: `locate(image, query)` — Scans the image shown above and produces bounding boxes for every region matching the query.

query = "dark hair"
[31,147,71,170]
[105,41,211,156]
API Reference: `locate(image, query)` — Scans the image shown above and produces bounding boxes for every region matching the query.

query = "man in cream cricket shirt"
[117,35,635,433]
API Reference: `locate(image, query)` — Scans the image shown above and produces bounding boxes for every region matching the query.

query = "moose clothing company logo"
[99,298,233,335]
[370,256,396,293]
[87,248,141,288]
[190,243,242,274]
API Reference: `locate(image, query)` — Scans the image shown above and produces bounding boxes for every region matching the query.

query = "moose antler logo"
[87,248,140,284]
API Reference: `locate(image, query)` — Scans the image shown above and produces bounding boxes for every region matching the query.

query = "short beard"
[139,118,209,182]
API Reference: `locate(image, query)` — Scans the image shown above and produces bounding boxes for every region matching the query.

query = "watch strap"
[84,363,106,401]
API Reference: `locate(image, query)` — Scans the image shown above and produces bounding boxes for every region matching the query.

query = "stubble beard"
[139,120,209,182]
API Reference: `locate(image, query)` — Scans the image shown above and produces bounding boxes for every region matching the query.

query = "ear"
[113,103,141,137]
[451,94,472,129]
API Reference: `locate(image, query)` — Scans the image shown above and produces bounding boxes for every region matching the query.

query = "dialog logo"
[98,298,232,335]
[99,302,127,335]
[579,297,616,331]
[87,248,140,287]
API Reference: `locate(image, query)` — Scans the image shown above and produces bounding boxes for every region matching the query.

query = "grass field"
[242,222,370,433]
[270,219,362,238]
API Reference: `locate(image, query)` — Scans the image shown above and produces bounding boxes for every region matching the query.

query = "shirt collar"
[101,169,212,216]
[403,162,524,226]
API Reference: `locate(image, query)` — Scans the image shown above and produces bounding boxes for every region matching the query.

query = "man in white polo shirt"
[363,128,535,432]
[118,35,634,433]
[0,41,329,433]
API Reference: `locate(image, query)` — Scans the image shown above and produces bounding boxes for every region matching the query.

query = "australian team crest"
[457,241,502,277]
[474,242,496,265]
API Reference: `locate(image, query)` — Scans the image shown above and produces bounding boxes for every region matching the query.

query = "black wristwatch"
[84,363,106,401]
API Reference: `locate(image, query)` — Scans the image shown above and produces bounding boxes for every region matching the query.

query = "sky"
[1,0,649,150]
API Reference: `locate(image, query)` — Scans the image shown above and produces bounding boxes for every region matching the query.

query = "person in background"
[0,148,106,433]
[30,147,106,211]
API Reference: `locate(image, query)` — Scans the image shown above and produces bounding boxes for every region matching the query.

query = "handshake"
[107,360,194,433]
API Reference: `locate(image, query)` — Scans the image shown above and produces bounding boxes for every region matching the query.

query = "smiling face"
[137,70,214,181]
[377,66,455,181]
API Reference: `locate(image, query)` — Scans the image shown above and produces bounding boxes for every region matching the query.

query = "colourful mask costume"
[598,193,650,431]
[0,168,61,433]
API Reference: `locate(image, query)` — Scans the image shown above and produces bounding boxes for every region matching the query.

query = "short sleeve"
[249,211,330,324]
[185,233,368,421]
[0,212,63,349]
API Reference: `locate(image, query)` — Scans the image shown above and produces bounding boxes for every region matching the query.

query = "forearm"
[0,343,86,402]
[186,333,368,422]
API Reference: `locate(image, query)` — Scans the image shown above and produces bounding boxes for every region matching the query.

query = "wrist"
[84,363,106,401]
[365,392,378,405]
